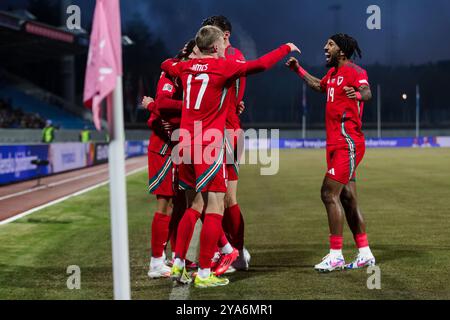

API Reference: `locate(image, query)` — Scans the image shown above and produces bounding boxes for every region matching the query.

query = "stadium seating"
[0,86,92,129]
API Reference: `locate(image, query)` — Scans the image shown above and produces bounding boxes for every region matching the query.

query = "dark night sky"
[2,0,450,66]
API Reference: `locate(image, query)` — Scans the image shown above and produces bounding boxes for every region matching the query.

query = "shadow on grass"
[372,244,432,264]
[13,218,74,225]
[0,264,112,290]
[224,244,319,284]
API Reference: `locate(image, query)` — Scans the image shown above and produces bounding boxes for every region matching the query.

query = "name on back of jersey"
[191,64,208,72]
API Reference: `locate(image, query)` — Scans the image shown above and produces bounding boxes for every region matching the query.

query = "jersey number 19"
[327,87,335,103]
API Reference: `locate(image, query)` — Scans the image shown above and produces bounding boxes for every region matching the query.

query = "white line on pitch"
[0,166,147,226]
[0,168,109,201]
[0,158,144,202]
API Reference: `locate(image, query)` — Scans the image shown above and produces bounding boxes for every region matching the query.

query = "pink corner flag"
[83,0,122,130]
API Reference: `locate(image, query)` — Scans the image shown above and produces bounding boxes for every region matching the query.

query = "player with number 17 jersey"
[161,44,292,192]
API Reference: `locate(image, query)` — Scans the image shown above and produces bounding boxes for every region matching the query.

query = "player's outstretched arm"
[243,43,300,76]
[343,86,372,102]
[286,57,323,93]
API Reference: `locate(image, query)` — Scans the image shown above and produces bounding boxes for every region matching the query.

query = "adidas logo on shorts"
[328,168,336,176]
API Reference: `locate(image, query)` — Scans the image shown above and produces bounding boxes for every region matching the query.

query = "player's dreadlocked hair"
[330,33,362,59]
[201,15,232,33]
[175,39,196,60]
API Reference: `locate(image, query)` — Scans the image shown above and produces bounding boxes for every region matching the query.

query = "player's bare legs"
[156,196,172,216]
[340,182,366,235]
[340,181,375,269]
[320,177,345,235]
[315,177,346,272]
[225,181,238,207]
[187,189,204,212]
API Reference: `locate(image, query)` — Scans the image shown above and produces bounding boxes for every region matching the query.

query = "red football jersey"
[224,45,246,130]
[320,62,370,146]
[148,71,182,155]
[161,44,290,147]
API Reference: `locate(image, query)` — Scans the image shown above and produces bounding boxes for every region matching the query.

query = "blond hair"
[195,25,224,54]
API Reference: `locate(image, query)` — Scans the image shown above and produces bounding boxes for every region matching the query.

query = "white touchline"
[0,168,109,201]
[0,166,147,226]
[0,158,144,202]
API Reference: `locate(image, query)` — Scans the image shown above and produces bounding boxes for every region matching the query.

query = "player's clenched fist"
[286,43,301,53]
[285,57,300,71]
[141,96,154,111]
[237,101,245,115]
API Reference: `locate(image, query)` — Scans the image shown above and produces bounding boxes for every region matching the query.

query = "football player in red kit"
[201,15,250,272]
[162,25,300,287]
[286,34,375,272]
[144,40,196,279]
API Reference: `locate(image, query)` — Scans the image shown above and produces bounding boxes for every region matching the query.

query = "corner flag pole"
[83,0,130,299]
[107,76,131,300]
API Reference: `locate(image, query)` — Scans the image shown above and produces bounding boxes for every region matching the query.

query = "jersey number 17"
[186,73,209,110]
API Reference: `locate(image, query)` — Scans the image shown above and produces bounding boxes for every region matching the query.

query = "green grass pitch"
[0,148,449,300]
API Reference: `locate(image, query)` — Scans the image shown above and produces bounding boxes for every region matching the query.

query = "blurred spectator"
[41,120,56,143]
[0,98,46,129]
[79,126,91,142]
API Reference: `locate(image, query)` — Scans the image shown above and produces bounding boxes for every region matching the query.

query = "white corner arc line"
[0,166,147,226]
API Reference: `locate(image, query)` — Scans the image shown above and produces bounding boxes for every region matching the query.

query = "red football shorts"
[148,151,175,197]
[326,142,365,185]
[178,145,227,193]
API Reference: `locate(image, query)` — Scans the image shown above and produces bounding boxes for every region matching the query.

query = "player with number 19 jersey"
[161,44,291,192]
[320,61,369,184]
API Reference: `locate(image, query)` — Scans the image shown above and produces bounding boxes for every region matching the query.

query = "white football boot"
[314,253,345,273]
[345,252,376,270]
[148,256,172,279]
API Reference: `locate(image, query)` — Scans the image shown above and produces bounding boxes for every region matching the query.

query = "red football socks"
[223,204,245,250]
[175,208,201,260]
[199,213,223,269]
[218,231,229,248]
[151,212,171,258]
[329,234,344,250]
[354,233,369,248]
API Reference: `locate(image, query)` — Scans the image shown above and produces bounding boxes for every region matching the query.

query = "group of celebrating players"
[143,15,376,288]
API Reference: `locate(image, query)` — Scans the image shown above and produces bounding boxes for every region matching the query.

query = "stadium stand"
[0,85,90,129]
[0,9,94,130]
[0,97,45,129]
